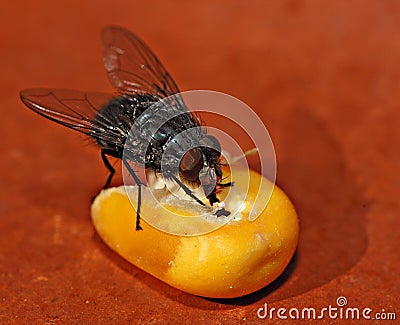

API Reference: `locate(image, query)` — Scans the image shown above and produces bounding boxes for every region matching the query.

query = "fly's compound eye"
[179,148,204,182]
[199,135,221,157]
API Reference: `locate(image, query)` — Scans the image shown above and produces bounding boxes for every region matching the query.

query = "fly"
[20,26,232,230]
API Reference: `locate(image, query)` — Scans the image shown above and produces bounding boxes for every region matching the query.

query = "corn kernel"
[91,167,298,298]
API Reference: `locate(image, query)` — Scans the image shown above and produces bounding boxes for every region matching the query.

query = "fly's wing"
[20,88,126,147]
[102,25,180,98]
[101,26,200,124]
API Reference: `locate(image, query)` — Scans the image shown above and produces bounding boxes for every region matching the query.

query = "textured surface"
[1,0,399,323]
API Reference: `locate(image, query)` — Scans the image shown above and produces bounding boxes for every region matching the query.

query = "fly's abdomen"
[93,94,157,157]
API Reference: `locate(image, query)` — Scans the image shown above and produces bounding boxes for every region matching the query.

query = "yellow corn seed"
[91,167,298,298]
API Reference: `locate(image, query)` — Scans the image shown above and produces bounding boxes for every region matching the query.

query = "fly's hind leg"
[122,159,143,231]
[101,149,116,189]
[92,149,117,202]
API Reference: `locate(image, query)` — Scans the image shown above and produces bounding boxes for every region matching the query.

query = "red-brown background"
[0,0,399,324]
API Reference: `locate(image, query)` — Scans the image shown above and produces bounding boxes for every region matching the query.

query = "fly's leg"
[208,187,231,217]
[218,181,234,188]
[101,149,116,189]
[92,149,117,202]
[207,190,219,205]
[123,159,143,231]
[170,174,205,206]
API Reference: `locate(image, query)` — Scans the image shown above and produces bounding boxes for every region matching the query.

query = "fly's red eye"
[199,135,221,157]
[179,148,204,182]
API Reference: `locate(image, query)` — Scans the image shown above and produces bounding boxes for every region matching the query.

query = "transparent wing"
[101,25,193,118]
[101,25,180,97]
[20,88,126,146]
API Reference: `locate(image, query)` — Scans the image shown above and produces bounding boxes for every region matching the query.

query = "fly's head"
[178,135,223,198]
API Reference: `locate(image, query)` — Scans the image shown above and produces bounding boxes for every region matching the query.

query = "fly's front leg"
[218,181,234,188]
[170,174,205,206]
[208,188,231,217]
